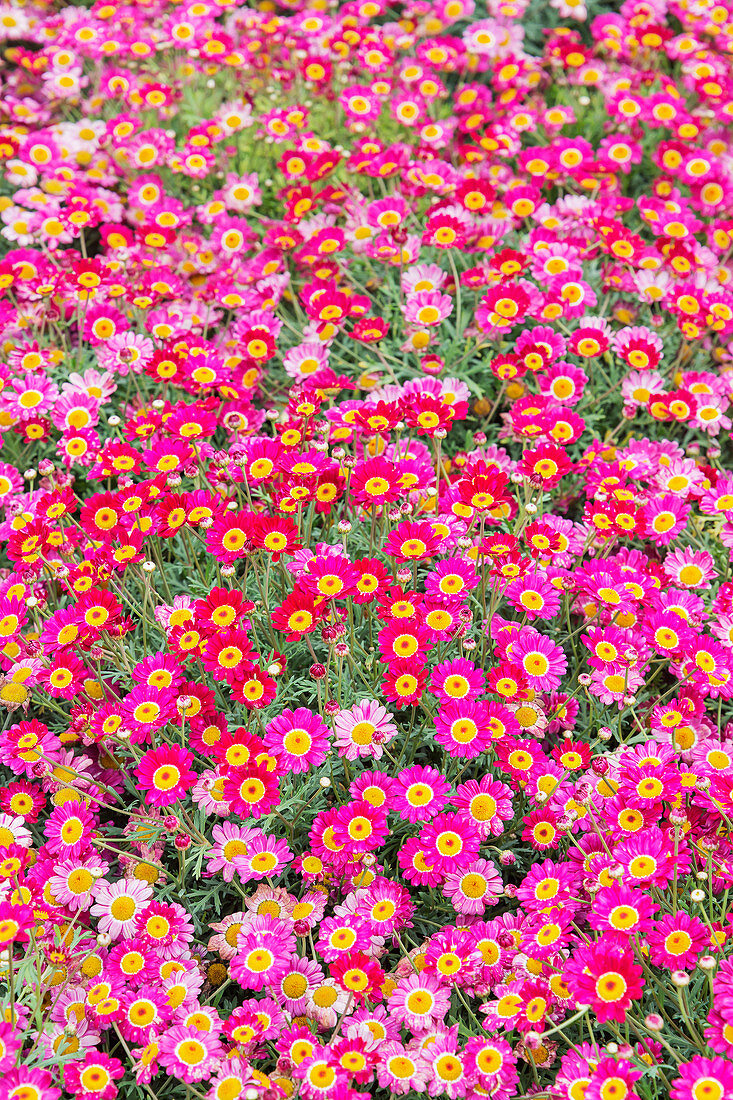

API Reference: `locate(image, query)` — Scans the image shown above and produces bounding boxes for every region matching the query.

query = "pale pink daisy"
[387,971,451,1033]
[91,878,153,940]
[205,822,261,883]
[663,547,717,589]
[332,700,398,760]
[208,912,248,961]
[50,857,109,912]
[96,331,155,376]
[442,859,503,915]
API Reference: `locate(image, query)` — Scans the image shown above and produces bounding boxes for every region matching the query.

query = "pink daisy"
[443,859,503,914]
[158,1025,223,1083]
[332,700,398,761]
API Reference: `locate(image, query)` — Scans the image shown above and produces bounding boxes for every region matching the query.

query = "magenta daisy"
[429,657,486,703]
[135,745,196,807]
[393,764,450,824]
[264,707,329,773]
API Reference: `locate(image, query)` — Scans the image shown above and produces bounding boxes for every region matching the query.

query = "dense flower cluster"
[2,0,733,1098]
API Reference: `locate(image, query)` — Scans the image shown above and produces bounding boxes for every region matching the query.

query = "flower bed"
[1,0,733,1098]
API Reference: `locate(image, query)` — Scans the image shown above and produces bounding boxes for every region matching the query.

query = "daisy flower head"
[91,878,153,940]
[376,1042,430,1095]
[420,811,481,876]
[135,745,196,807]
[158,1025,223,1083]
[393,765,450,824]
[332,699,398,760]
[387,970,450,1033]
[670,1056,733,1100]
[452,776,514,839]
[647,912,709,970]
[230,915,295,991]
[264,707,329,773]
[429,657,486,703]
[510,630,568,692]
[565,940,644,1023]
[443,858,503,915]
[49,856,109,912]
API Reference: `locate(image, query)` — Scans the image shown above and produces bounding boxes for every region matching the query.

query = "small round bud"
[96,933,111,948]
[672,971,690,987]
[220,564,235,577]
[606,1043,618,1055]
[337,520,352,534]
[108,415,121,427]
[511,472,524,484]
[691,888,706,902]
[578,673,591,687]
[152,399,165,410]
[644,1014,663,1031]
[26,596,38,609]
[525,503,538,515]
[310,664,326,680]
[319,777,331,788]
[142,561,156,573]
[699,955,716,971]
[696,871,708,881]
[24,468,36,481]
